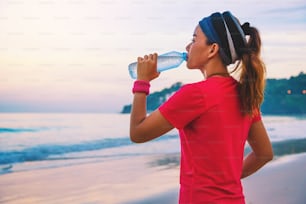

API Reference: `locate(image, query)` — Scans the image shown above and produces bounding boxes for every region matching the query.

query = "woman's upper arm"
[247,120,273,160]
[130,109,174,143]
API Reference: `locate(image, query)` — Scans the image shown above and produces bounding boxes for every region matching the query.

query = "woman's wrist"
[132,80,150,95]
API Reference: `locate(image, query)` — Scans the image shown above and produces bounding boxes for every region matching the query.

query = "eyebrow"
[193,34,197,37]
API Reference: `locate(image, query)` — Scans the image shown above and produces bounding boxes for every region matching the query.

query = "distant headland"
[121,72,306,115]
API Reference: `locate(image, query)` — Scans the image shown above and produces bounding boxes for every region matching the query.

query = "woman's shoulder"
[179,81,205,92]
[183,77,235,88]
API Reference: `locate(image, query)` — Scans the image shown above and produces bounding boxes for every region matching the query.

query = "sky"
[0,0,305,113]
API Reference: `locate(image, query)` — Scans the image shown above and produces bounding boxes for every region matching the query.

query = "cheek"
[187,56,200,69]
[187,45,206,69]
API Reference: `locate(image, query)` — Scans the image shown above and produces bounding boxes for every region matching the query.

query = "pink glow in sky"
[0,0,305,112]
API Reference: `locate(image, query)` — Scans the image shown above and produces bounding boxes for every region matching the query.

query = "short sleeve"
[251,109,262,123]
[159,84,207,129]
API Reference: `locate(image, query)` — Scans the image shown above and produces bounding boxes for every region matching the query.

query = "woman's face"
[185,25,213,70]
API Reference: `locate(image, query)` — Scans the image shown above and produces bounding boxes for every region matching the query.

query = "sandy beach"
[243,153,306,204]
[0,154,180,204]
[0,153,306,204]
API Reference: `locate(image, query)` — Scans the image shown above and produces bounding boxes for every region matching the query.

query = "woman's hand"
[137,53,160,81]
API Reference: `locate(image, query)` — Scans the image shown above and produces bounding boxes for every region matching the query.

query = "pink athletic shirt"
[159,77,261,204]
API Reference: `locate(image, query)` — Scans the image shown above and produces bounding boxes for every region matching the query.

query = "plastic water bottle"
[128,51,187,79]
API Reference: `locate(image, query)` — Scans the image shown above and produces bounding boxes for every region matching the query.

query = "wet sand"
[0,153,305,204]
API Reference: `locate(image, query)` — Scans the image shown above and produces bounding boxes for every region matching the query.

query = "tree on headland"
[262,72,306,115]
[122,72,306,115]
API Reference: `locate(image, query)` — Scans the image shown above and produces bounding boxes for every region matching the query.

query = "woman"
[129,11,273,204]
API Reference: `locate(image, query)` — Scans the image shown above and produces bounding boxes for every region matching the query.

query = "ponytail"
[234,25,266,116]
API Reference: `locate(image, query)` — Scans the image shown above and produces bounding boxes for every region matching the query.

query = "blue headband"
[198,11,248,65]
[199,14,230,64]
[199,16,221,45]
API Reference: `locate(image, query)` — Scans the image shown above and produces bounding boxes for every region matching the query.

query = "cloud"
[259,6,306,28]
[0,0,305,112]
[263,4,306,14]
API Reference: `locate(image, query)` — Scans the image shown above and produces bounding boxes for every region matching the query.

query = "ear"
[208,43,219,58]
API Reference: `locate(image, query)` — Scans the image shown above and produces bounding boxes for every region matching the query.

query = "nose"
[186,43,191,52]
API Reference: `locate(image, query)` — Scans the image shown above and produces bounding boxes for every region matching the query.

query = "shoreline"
[1,152,306,204]
[1,137,306,176]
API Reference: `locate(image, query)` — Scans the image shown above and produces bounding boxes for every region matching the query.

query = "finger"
[152,53,157,61]
[144,55,148,60]
[137,57,143,63]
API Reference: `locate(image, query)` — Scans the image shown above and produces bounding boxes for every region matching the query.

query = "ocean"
[0,113,305,175]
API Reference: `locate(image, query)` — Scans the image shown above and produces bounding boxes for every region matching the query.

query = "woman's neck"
[202,66,229,79]
[206,72,230,78]
[201,56,229,79]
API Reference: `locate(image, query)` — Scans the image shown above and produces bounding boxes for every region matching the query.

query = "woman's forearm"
[241,151,273,179]
[130,93,147,142]
[129,53,172,143]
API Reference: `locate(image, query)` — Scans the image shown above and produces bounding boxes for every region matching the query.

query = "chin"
[186,62,199,69]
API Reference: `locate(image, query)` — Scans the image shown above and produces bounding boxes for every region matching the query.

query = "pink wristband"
[132,80,150,95]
